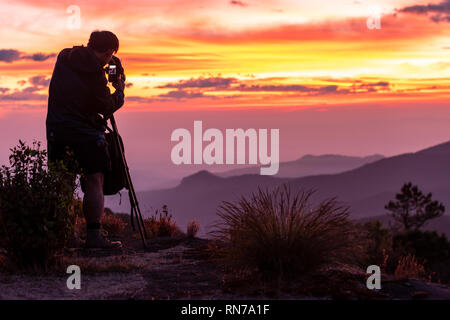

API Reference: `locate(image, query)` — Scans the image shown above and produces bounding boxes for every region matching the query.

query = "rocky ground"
[1,234,450,300]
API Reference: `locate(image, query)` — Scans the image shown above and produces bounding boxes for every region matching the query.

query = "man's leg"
[83,172,104,226]
[83,172,121,249]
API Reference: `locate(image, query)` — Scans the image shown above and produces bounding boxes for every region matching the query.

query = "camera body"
[107,64,118,83]
[105,56,124,83]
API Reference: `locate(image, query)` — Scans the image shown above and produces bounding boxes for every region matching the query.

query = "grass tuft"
[211,185,362,280]
[187,220,200,238]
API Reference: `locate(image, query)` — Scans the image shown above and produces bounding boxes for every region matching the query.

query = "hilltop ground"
[1,231,450,300]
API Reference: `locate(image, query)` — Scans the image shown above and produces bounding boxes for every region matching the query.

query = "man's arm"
[90,72,125,118]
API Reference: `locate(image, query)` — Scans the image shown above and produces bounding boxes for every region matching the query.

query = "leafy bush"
[144,205,181,238]
[359,220,392,268]
[212,185,361,280]
[0,141,76,267]
[187,220,200,238]
[390,230,450,283]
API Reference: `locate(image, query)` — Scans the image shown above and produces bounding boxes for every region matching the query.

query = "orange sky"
[0,0,449,183]
[0,0,449,113]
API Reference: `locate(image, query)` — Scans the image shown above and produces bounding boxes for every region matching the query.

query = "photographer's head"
[88,30,119,66]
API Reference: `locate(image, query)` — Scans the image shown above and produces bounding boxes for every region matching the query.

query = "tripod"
[107,115,148,248]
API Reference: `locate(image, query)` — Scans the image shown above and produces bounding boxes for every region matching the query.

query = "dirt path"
[0,238,227,300]
[1,237,449,300]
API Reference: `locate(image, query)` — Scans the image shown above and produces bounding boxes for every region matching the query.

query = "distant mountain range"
[217,154,384,178]
[106,140,450,237]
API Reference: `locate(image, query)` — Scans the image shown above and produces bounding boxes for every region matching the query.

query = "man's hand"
[112,77,125,92]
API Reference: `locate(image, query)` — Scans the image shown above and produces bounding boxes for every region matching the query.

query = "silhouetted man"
[46,31,125,249]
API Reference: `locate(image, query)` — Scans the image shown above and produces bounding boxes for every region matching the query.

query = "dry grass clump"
[394,254,426,279]
[73,208,126,240]
[187,220,200,238]
[144,205,182,238]
[101,211,126,236]
[211,185,361,280]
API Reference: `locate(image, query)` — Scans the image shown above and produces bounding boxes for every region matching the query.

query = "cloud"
[21,53,56,62]
[230,0,248,7]
[0,75,50,101]
[151,76,393,102]
[29,75,51,87]
[159,90,205,99]
[121,76,397,104]
[0,49,56,63]
[0,50,21,63]
[126,96,158,103]
[162,76,390,95]
[233,83,351,95]
[0,91,46,101]
[157,76,237,89]
[399,0,450,22]
[233,83,312,92]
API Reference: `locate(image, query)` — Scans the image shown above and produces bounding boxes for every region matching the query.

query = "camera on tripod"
[105,56,124,83]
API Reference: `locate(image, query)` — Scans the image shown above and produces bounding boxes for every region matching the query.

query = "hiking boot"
[85,229,122,249]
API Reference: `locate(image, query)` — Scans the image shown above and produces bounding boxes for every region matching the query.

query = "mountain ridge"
[216,153,385,178]
[106,140,450,237]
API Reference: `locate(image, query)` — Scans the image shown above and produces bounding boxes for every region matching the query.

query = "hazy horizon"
[1,0,449,189]
[1,102,449,191]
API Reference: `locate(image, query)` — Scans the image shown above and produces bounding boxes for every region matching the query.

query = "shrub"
[390,230,450,283]
[187,220,200,238]
[0,141,76,267]
[394,254,426,279]
[144,205,181,238]
[101,210,126,236]
[359,220,392,268]
[211,185,361,280]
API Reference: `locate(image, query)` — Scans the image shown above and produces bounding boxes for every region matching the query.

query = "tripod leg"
[136,204,148,238]
[132,206,147,248]
[129,193,136,231]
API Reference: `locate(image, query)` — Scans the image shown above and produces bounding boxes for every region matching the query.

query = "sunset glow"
[1,0,449,113]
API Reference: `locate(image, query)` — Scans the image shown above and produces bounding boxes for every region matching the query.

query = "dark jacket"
[46,45,124,144]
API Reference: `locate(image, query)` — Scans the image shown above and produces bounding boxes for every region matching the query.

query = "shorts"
[47,139,111,175]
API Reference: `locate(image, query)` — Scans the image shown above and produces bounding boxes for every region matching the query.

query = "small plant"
[72,207,126,239]
[394,254,426,279]
[101,211,126,236]
[72,197,84,218]
[390,230,450,283]
[53,255,143,275]
[211,185,361,280]
[144,205,181,238]
[0,141,76,268]
[187,220,200,238]
[359,220,392,268]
